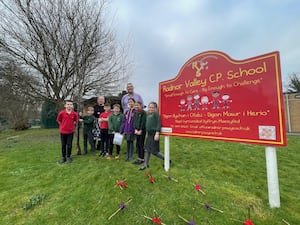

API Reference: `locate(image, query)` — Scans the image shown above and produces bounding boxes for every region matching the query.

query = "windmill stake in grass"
[163,169,178,182]
[199,202,224,213]
[178,208,196,225]
[143,209,166,225]
[230,207,255,225]
[115,179,128,189]
[194,183,205,195]
[282,219,290,225]
[108,198,132,220]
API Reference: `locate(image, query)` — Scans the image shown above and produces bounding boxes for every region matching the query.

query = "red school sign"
[159,51,287,146]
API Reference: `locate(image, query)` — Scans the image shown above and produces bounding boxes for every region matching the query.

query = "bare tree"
[0,58,40,129]
[0,0,129,109]
[287,73,300,93]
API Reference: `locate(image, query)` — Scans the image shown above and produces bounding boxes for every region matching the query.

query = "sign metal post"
[265,146,280,208]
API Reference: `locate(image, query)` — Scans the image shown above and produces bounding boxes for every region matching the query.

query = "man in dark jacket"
[93,96,105,150]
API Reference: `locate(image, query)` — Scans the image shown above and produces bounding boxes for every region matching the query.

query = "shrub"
[14,120,31,130]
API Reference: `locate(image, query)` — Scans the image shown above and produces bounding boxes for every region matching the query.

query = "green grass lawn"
[0,128,299,225]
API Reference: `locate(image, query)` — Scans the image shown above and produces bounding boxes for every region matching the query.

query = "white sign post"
[265,146,280,208]
[164,136,170,171]
[161,127,172,171]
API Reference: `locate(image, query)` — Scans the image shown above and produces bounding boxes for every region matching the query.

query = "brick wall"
[284,93,300,133]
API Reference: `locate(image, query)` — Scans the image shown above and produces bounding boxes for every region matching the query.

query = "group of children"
[56,99,166,170]
[79,103,122,158]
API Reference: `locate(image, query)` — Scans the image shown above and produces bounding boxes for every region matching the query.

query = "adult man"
[94,96,105,118]
[93,96,105,150]
[121,83,144,112]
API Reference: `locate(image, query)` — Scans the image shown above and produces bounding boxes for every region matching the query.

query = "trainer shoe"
[139,166,146,170]
[139,165,149,171]
[66,157,72,163]
[59,158,66,164]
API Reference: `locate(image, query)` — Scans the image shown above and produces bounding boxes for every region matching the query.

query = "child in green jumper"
[108,104,123,159]
[139,102,165,170]
[79,107,96,155]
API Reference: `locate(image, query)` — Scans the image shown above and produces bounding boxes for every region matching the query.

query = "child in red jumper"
[56,100,78,163]
[99,103,112,157]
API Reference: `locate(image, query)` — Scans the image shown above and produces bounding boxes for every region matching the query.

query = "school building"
[284,92,300,133]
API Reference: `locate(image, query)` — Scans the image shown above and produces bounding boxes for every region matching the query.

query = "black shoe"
[59,158,66,164]
[134,159,145,164]
[132,160,141,165]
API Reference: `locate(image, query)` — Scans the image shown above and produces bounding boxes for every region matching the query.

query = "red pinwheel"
[194,183,205,195]
[149,176,155,183]
[152,216,162,224]
[116,181,123,188]
[122,182,127,188]
[231,207,254,224]
[116,180,127,189]
[146,172,155,183]
[195,184,201,191]
[244,219,255,225]
[143,213,166,225]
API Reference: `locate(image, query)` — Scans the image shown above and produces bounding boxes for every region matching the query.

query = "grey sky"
[110,0,300,105]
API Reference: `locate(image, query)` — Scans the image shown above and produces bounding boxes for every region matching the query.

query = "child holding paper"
[108,104,123,159]
[120,97,136,161]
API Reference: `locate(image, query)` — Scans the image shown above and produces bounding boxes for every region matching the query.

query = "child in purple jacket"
[120,97,136,161]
